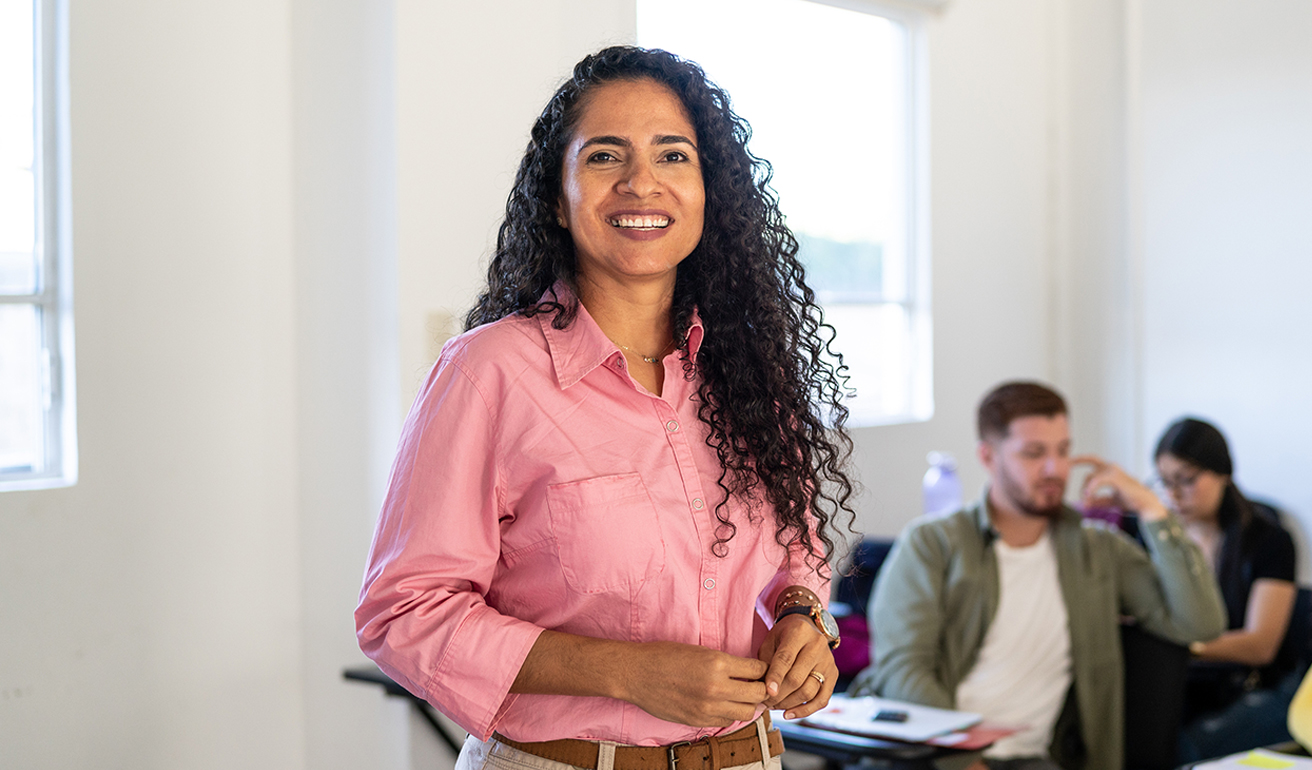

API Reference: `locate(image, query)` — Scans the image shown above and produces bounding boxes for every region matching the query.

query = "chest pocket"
[546,472,667,593]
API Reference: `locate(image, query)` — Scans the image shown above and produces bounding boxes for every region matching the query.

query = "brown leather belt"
[492,715,784,770]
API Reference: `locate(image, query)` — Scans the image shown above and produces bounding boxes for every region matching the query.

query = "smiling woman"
[556,80,705,394]
[557,79,705,377]
[357,46,856,770]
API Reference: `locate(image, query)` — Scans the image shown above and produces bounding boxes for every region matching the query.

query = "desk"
[343,664,980,770]
[775,719,982,770]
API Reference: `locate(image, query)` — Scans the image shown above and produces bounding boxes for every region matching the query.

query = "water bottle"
[922,451,962,517]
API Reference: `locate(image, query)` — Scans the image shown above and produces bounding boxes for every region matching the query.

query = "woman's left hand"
[757,614,837,719]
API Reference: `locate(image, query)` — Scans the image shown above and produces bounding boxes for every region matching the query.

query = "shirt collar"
[971,485,1081,546]
[971,489,1000,546]
[538,281,704,390]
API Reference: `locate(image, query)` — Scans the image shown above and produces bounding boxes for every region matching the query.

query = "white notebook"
[798,693,982,742]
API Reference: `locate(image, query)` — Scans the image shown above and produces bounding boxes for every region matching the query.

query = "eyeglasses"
[1152,470,1202,494]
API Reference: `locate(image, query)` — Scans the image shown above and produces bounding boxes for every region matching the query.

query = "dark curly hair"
[465,46,856,572]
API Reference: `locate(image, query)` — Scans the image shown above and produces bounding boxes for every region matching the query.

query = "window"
[638,0,931,426]
[1,0,75,491]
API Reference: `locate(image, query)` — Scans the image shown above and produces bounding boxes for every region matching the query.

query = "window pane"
[0,303,45,474]
[823,303,912,425]
[0,0,38,295]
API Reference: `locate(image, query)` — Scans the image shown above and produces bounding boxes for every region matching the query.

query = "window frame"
[798,0,935,427]
[1,0,76,492]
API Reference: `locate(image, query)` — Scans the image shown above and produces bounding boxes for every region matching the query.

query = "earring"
[556,216,567,228]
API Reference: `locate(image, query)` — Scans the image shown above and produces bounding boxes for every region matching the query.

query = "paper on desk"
[1195,749,1312,770]
[799,693,982,742]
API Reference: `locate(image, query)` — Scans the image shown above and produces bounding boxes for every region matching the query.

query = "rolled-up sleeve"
[355,355,543,739]
[755,520,831,626]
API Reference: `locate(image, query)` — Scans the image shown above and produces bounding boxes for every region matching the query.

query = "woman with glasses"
[1154,417,1300,760]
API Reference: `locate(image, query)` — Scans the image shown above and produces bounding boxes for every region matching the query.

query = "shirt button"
[703,578,715,590]
[692,498,705,510]
[665,420,679,432]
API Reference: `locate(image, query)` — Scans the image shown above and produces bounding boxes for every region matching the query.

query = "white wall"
[1137,0,1312,574]
[292,1,407,768]
[1053,0,1140,469]
[0,1,414,768]
[0,1,304,767]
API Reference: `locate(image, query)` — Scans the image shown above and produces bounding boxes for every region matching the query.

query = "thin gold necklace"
[615,340,674,364]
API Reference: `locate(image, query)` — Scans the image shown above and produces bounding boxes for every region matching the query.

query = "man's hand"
[1071,454,1169,521]
[757,614,838,719]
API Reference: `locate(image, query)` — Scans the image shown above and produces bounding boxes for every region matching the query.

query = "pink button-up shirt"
[356,288,827,745]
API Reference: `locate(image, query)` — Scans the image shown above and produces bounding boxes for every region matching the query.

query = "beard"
[997,467,1066,519]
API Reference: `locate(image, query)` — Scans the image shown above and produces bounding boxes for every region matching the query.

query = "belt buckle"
[666,741,693,770]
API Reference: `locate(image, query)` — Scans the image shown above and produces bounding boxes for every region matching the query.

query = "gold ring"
[809,671,825,686]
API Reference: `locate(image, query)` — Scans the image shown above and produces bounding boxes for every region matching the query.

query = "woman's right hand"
[513,632,769,728]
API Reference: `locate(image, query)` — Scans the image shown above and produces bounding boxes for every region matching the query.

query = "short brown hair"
[977,381,1068,441]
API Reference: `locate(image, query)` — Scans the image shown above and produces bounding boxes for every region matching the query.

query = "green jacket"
[848,496,1226,770]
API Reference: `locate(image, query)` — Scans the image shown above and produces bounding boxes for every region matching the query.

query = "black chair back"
[1121,624,1190,770]
[1287,586,1312,668]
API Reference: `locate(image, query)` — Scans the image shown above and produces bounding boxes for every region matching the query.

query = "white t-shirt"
[955,530,1073,759]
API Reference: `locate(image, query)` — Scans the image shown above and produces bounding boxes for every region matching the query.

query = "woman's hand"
[1191,578,1297,666]
[1071,454,1170,521]
[617,641,771,727]
[757,614,837,719]
[512,632,769,728]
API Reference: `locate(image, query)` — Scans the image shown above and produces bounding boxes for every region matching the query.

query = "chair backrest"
[831,538,895,688]
[1121,624,1191,770]
[833,537,895,616]
[1286,586,1312,667]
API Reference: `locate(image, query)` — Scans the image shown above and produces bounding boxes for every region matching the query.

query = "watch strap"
[775,605,815,623]
[775,604,841,650]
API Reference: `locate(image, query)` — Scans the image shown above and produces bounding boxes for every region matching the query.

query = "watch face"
[817,608,840,639]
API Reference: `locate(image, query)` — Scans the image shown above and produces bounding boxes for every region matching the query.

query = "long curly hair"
[466,46,856,572]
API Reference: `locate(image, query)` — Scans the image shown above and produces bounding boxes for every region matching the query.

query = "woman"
[1154,418,1301,760]
[356,46,855,770]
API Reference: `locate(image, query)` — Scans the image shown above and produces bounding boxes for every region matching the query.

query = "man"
[849,382,1225,770]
